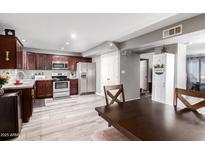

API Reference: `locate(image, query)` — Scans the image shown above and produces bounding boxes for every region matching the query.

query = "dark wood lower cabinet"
[36,80,53,98]
[0,92,22,140]
[4,87,35,123]
[70,79,78,95]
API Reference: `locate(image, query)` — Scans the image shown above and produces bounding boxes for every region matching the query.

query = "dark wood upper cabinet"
[68,56,77,71]
[0,35,23,69]
[80,57,92,63]
[68,56,92,71]
[46,54,52,70]
[52,55,68,61]
[36,53,45,70]
[26,52,36,70]
[36,53,52,70]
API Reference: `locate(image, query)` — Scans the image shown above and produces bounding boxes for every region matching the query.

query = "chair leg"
[108,122,111,127]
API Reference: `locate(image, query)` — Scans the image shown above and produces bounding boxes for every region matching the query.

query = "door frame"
[140,58,149,91]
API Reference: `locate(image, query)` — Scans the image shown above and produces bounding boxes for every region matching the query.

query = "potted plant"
[0,73,10,96]
[161,45,168,53]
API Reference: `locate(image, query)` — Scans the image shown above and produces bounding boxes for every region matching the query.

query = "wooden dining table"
[95,98,205,141]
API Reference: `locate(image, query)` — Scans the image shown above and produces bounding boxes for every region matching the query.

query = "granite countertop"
[3,79,36,90]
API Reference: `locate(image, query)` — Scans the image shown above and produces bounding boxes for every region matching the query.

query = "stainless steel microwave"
[52,61,68,70]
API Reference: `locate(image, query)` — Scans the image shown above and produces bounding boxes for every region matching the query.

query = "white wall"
[187,43,205,55]
[176,44,187,89]
[120,52,140,101]
[92,50,120,95]
[92,56,101,95]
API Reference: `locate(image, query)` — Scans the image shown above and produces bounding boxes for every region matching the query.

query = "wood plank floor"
[13,94,109,141]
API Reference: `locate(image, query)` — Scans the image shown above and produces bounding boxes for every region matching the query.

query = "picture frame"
[4,29,15,36]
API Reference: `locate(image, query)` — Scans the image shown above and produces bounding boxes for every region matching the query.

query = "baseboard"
[125,97,140,102]
[96,92,103,96]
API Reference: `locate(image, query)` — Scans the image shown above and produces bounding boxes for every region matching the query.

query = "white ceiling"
[0,13,199,53]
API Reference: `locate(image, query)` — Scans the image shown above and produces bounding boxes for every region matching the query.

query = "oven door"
[53,81,70,92]
[52,61,66,70]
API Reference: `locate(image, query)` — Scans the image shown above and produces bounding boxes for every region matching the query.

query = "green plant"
[161,45,167,53]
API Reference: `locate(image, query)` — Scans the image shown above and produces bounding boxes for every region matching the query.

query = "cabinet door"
[45,81,53,97]
[70,79,78,95]
[45,54,52,70]
[36,81,46,98]
[22,51,27,69]
[36,54,46,70]
[68,56,77,71]
[52,55,68,61]
[0,36,16,69]
[26,52,36,70]
[16,41,23,69]
[80,57,92,63]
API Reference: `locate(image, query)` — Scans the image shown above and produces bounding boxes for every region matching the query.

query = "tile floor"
[13,94,108,141]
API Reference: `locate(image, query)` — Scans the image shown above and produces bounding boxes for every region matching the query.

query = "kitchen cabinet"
[4,87,35,123]
[36,53,52,70]
[68,56,77,71]
[45,54,52,70]
[52,55,68,61]
[0,35,23,69]
[36,80,53,98]
[70,79,78,95]
[26,52,36,70]
[0,92,22,139]
[68,56,92,71]
[22,51,27,69]
[80,57,92,63]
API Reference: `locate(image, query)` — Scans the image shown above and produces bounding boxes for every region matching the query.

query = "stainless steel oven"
[52,73,70,98]
[53,81,69,93]
[52,61,68,70]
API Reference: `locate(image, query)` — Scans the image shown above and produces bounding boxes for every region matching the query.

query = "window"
[187,56,205,91]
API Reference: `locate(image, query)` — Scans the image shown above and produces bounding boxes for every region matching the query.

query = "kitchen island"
[3,79,36,122]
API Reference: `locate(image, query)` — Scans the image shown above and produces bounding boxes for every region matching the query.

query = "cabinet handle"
[5,51,10,61]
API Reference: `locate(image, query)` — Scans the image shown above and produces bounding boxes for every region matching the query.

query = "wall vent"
[162,24,182,39]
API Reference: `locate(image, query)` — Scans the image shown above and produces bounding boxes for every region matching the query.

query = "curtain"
[201,57,205,83]
[187,57,200,89]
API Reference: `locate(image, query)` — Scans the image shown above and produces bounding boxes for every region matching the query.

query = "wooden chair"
[103,84,125,106]
[174,88,205,111]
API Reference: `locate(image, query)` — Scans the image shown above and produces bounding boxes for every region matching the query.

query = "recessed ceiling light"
[61,47,64,50]
[22,39,26,42]
[70,33,77,39]
[109,42,113,47]
[66,42,70,45]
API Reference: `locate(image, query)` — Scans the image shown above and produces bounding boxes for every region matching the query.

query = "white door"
[140,60,148,91]
[101,51,120,95]
[152,54,166,103]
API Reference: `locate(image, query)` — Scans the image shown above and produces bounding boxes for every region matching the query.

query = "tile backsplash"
[0,69,77,82]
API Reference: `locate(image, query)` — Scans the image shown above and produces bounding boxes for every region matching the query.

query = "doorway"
[140,59,149,96]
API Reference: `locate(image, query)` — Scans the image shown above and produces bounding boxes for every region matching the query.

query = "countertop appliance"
[52,61,68,70]
[77,62,96,94]
[52,73,70,98]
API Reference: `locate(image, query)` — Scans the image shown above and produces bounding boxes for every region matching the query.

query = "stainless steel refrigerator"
[77,62,96,94]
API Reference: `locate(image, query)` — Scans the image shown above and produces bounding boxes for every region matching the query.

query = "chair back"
[174,88,205,111]
[103,84,125,106]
